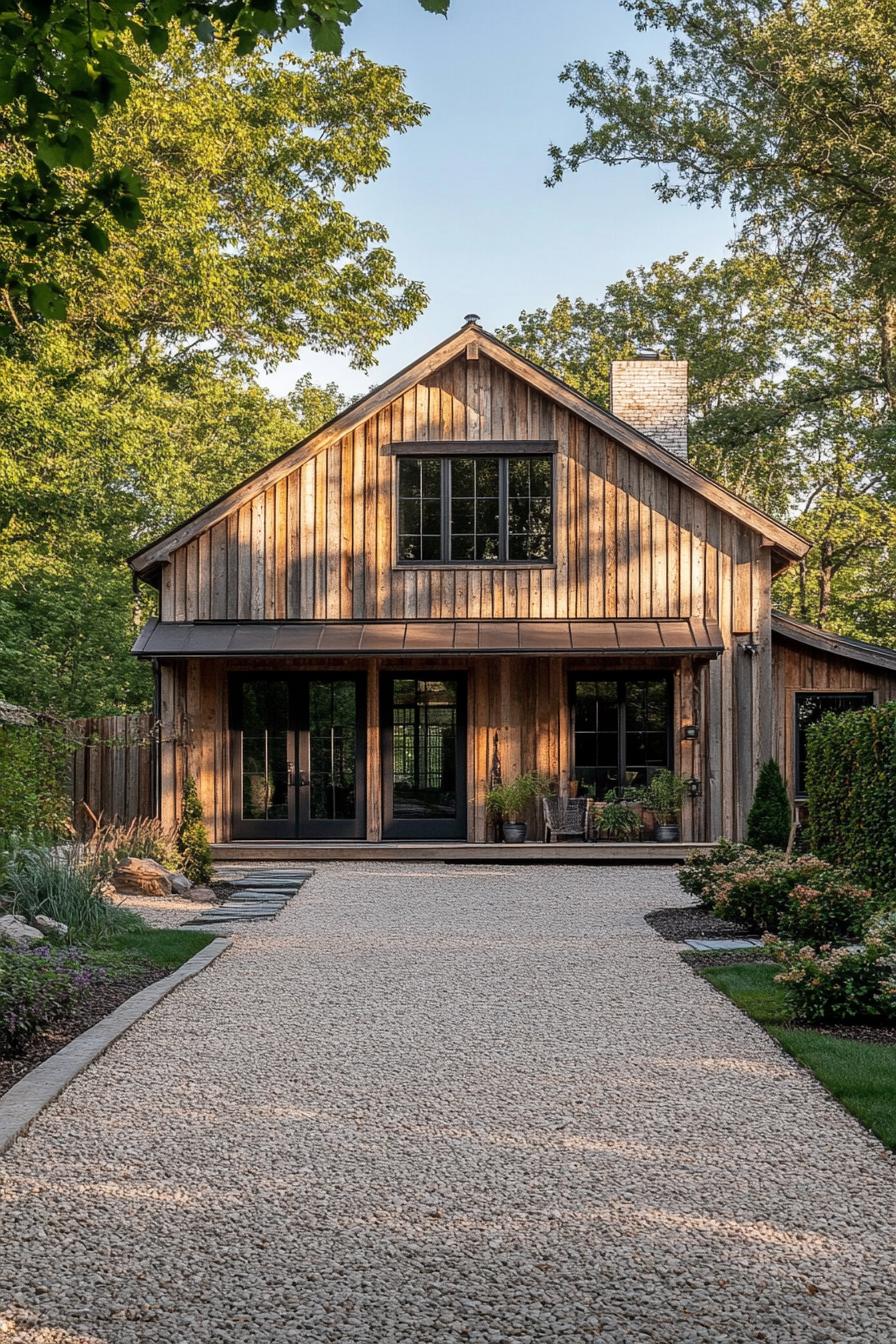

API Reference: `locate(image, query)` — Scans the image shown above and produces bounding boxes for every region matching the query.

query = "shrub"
[177,777,212,883]
[767,937,896,1026]
[746,758,791,850]
[1,845,144,942]
[713,852,822,933]
[806,700,896,900]
[677,839,751,909]
[777,870,875,946]
[0,944,107,1055]
[0,718,71,838]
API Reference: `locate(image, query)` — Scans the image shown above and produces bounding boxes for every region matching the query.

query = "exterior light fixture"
[686,777,701,798]
[682,724,699,740]
[742,639,760,656]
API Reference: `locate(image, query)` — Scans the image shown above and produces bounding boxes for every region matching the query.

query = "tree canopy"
[500,250,896,646]
[0,0,448,329]
[0,33,428,713]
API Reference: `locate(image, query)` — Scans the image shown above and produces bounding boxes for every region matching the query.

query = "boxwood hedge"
[806,701,896,899]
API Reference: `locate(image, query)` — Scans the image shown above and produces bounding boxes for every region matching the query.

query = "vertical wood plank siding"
[772,641,896,800]
[153,352,880,843]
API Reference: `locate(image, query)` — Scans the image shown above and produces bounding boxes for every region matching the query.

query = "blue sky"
[266,0,733,400]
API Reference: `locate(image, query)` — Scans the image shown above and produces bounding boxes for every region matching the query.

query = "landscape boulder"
[186,886,217,904]
[169,872,192,895]
[110,856,173,900]
[0,914,44,948]
[34,915,69,936]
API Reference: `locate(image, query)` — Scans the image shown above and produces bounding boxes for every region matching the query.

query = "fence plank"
[70,712,156,832]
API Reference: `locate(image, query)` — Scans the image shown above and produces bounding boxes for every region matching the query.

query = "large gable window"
[396,452,553,565]
[794,691,873,797]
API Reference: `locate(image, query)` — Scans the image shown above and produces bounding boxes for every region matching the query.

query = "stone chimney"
[609,352,688,460]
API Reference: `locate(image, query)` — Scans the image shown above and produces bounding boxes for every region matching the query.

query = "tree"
[178,774,212,883]
[549,0,896,407]
[500,251,896,648]
[0,0,448,328]
[0,33,434,713]
[746,759,791,851]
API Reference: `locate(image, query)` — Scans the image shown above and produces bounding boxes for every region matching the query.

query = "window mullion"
[499,457,508,563]
[442,458,451,563]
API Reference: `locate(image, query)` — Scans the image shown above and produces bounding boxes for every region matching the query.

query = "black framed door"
[381,673,467,840]
[230,673,366,840]
[569,673,673,800]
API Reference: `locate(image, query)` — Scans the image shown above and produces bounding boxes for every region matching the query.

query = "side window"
[397,457,442,562]
[794,691,873,795]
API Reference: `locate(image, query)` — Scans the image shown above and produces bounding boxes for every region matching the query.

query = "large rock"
[169,872,192,895]
[110,857,173,900]
[34,915,69,936]
[0,914,44,947]
[185,885,216,904]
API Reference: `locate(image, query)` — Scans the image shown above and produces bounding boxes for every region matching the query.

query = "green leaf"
[147,25,169,55]
[308,18,344,53]
[80,220,110,253]
[417,0,449,12]
[27,281,68,320]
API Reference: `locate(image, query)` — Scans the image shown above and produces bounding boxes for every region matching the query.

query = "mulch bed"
[645,904,758,942]
[0,969,164,1099]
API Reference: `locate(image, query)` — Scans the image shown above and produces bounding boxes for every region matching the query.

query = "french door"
[381,673,467,840]
[569,674,673,800]
[230,673,365,840]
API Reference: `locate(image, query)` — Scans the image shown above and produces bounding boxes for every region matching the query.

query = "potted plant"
[590,797,642,841]
[645,769,688,842]
[486,771,552,842]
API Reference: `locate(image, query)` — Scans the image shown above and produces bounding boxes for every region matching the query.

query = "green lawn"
[89,926,216,973]
[701,963,896,1151]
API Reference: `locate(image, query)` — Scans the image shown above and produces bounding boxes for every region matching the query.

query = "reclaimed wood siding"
[772,640,896,799]
[157,352,778,840]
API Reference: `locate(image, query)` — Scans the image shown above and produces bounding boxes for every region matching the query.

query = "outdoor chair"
[542,794,588,843]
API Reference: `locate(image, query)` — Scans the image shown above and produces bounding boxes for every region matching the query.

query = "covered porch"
[136,616,729,847]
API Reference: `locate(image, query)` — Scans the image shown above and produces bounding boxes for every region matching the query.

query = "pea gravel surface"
[1,864,894,1344]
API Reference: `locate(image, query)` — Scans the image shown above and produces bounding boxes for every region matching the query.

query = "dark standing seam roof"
[132,617,726,659]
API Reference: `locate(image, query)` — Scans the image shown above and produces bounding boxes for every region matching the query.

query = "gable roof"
[771,611,896,675]
[128,320,809,579]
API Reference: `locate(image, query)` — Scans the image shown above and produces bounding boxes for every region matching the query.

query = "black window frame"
[394,451,555,567]
[793,690,874,798]
[568,672,674,801]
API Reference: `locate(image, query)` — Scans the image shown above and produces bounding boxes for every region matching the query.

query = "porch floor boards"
[210,841,712,864]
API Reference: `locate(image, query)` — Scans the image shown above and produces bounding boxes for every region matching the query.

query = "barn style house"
[128,321,896,859]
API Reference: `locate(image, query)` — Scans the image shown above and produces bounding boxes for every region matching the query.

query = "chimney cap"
[635,346,660,360]
[464,313,481,325]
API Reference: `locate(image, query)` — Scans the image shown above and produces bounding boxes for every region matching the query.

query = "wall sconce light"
[681,724,699,740]
[741,639,760,656]
[686,777,702,798]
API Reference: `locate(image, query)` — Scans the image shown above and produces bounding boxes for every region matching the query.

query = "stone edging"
[0,936,231,1156]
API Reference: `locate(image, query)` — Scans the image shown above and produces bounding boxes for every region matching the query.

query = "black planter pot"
[654,822,680,842]
[502,821,528,843]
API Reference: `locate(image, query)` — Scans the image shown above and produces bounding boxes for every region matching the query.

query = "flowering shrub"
[767,935,896,1026]
[677,840,754,909]
[777,870,875,945]
[0,945,106,1056]
[711,850,807,931]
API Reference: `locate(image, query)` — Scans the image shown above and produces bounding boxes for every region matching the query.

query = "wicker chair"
[542,794,588,843]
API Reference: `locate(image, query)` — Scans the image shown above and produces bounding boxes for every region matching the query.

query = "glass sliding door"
[298,676,365,839]
[570,674,672,800]
[382,673,467,839]
[230,673,365,840]
[231,675,295,839]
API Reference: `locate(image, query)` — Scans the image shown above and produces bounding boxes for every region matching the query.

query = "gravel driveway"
[1,864,894,1343]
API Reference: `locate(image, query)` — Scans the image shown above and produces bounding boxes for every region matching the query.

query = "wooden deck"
[211,840,712,865]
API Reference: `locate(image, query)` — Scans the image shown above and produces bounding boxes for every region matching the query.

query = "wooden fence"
[70,713,156,832]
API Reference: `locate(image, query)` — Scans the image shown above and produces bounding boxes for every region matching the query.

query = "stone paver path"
[1,865,894,1343]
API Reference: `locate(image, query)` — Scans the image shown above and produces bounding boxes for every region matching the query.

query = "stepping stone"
[227,888,295,898]
[684,937,764,951]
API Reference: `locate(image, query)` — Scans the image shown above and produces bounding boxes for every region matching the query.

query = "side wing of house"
[139,341,792,845]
